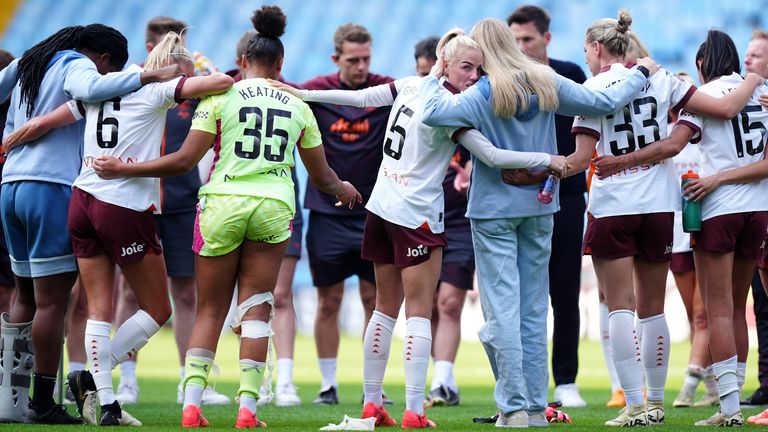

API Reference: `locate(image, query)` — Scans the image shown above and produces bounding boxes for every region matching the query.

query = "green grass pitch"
[5,329,764,430]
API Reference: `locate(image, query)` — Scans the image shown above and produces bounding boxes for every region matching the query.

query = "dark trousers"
[549,192,586,386]
[753,270,768,388]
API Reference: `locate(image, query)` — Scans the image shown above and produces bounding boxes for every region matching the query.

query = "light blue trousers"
[471,215,553,415]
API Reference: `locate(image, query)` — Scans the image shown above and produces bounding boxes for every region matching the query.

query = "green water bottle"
[681,170,701,233]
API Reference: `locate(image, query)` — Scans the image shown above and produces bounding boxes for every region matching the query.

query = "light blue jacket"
[0,50,142,186]
[421,70,648,219]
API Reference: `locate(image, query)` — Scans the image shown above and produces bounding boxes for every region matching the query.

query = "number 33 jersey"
[677,73,768,221]
[365,76,461,234]
[192,78,321,213]
[574,64,695,218]
[73,64,185,214]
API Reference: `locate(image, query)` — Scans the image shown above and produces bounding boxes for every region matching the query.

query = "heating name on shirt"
[238,86,290,104]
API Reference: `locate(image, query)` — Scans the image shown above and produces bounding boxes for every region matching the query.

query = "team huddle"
[0,2,767,429]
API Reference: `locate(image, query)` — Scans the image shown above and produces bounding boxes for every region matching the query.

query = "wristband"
[636,65,650,78]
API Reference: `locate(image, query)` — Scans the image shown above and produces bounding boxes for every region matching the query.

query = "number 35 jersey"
[573,64,695,218]
[192,78,321,213]
[73,64,185,213]
[677,73,768,221]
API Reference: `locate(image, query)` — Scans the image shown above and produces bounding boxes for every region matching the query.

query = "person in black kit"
[300,23,394,404]
[506,5,587,407]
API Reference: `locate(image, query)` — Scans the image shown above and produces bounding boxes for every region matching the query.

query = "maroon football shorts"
[583,212,673,262]
[670,251,694,274]
[361,212,447,268]
[691,212,768,259]
[68,187,162,267]
[759,233,768,270]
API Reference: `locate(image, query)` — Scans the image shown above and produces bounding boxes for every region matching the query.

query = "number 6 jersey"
[72,64,185,214]
[573,64,695,218]
[191,78,322,213]
[677,73,768,221]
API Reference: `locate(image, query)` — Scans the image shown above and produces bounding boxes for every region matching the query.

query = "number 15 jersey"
[192,78,322,213]
[677,73,768,221]
[573,64,694,218]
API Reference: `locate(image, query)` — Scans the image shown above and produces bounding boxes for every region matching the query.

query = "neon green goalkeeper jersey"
[192,78,321,211]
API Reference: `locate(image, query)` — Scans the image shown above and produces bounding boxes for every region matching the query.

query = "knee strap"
[240,320,271,340]
[232,292,274,330]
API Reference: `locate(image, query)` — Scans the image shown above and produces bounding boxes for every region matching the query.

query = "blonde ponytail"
[144,31,192,71]
[436,27,480,64]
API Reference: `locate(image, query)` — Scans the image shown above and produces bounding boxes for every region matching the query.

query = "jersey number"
[234,107,291,162]
[607,97,660,156]
[383,105,414,160]
[96,97,121,149]
[731,105,766,158]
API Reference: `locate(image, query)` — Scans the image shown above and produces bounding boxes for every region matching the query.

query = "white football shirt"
[365,76,460,233]
[677,73,768,221]
[73,64,184,213]
[573,65,695,217]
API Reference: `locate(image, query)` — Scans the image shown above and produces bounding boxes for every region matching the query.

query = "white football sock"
[640,314,669,401]
[712,356,739,416]
[276,358,294,389]
[85,320,116,405]
[600,303,621,392]
[120,360,137,384]
[363,311,396,406]
[609,309,644,406]
[737,361,747,391]
[404,317,431,416]
[431,360,454,391]
[318,358,337,389]
[111,310,160,367]
[69,361,86,373]
[681,364,703,395]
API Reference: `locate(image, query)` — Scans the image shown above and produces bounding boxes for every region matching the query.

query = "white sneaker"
[646,400,665,425]
[275,384,301,407]
[115,381,139,405]
[694,410,743,426]
[82,391,99,425]
[528,411,548,427]
[605,404,648,427]
[118,409,142,426]
[554,384,587,408]
[496,410,528,428]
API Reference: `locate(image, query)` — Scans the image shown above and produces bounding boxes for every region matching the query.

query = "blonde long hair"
[468,18,558,117]
[436,27,481,65]
[626,31,650,60]
[144,31,193,71]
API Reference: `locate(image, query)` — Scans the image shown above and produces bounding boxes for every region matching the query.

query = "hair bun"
[251,5,287,38]
[616,10,632,33]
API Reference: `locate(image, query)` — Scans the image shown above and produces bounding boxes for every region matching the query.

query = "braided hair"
[17,23,128,117]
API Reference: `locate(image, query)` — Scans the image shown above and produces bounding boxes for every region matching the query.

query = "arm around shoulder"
[180,73,235,99]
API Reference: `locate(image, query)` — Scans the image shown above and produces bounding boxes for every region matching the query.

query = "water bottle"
[537,173,559,204]
[681,170,701,232]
